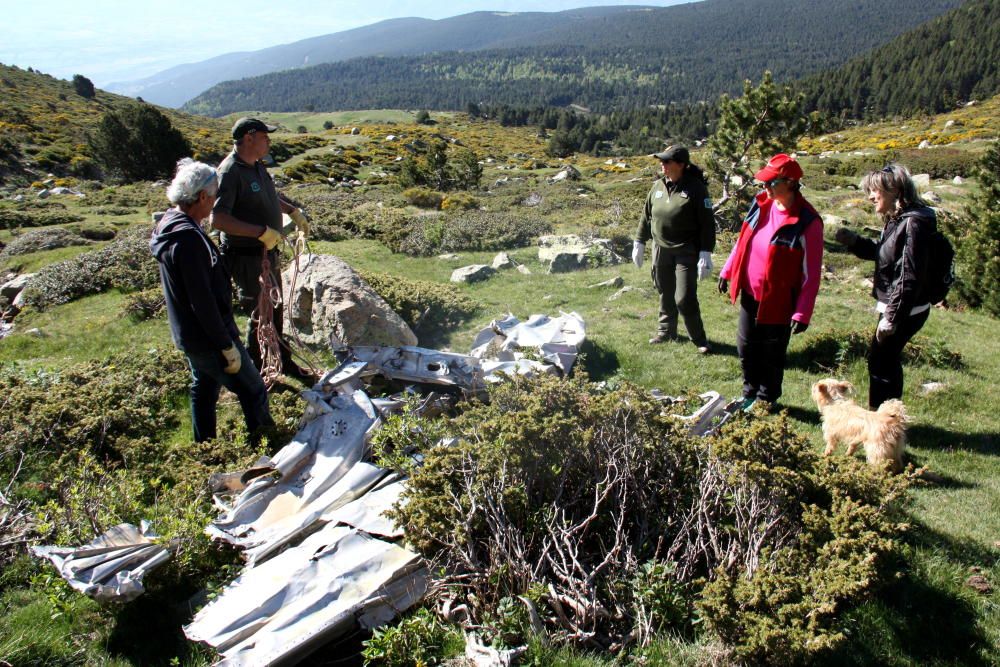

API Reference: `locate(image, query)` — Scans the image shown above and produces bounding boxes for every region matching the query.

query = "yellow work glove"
[289,208,310,237]
[221,344,241,374]
[258,226,282,251]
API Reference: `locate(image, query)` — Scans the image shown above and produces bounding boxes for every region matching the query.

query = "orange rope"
[255,248,284,389]
[253,233,322,388]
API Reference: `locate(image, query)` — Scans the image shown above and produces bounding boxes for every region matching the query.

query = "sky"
[2,0,688,87]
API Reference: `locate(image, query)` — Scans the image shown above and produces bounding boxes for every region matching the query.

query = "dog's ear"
[837,381,855,397]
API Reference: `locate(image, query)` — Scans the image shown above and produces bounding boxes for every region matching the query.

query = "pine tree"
[72,74,95,99]
[704,71,808,226]
[88,103,191,182]
[948,142,1000,316]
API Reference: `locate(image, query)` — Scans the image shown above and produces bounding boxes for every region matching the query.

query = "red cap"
[754,153,803,182]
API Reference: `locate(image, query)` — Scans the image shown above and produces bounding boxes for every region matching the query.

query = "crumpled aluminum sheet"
[31,521,171,603]
[186,524,429,667]
[470,311,585,375]
[338,345,488,392]
[206,389,379,551]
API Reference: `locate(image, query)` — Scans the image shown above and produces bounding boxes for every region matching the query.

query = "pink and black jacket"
[722,191,823,325]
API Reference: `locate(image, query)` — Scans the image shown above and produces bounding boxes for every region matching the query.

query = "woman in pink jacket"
[718,154,824,411]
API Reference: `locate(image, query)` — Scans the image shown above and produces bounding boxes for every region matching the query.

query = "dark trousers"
[185,340,273,442]
[222,247,293,370]
[737,291,792,403]
[868,309,929,409]
[651,246,707,345]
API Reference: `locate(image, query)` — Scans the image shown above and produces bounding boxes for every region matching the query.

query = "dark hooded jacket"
[847,205,935,325]
[150,208,239,353]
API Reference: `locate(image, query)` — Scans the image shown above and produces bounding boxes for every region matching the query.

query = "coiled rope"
[254,232,320,389]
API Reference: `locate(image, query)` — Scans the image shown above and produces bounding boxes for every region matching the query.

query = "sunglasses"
[764,177,789,188]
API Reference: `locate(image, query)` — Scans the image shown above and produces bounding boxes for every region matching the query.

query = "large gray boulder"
[538,234,624,273]
[282,254,416,348]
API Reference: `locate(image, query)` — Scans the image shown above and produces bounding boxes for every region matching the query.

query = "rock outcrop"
[282,254,416,348]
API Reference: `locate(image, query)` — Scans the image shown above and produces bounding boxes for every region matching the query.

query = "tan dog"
[811,379,908,473]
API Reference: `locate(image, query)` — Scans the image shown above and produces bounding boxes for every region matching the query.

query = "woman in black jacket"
[835,164,936,408]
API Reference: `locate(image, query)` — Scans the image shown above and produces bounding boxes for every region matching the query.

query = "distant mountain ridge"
[106,5,667,107]
[181,0,963,117]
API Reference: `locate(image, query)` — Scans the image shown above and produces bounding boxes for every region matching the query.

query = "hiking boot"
[649,332,678,345]
[740,396,757,412]
[695,341,713,355]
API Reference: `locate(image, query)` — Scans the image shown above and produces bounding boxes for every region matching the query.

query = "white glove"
[221,344,242,374]
[697,251,713,281]
[632,241,645,269]
[876,318,896,344]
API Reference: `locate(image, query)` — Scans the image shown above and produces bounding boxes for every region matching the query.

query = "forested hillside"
[107,6,650,107]
[183,0,961,116]
[801,0,1000,118]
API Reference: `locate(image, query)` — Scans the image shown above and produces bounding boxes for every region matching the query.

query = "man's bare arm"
[210,210,268,239]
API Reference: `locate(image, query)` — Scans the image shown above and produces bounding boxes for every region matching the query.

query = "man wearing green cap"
[211,117,314,383]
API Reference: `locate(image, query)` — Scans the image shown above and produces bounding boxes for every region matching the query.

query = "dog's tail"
[878,399,908,422]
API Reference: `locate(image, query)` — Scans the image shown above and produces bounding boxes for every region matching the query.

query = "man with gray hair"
[211,117,313,383]
[151,158,273,442]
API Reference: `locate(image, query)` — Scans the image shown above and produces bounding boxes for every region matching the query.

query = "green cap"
[232,117,277,141]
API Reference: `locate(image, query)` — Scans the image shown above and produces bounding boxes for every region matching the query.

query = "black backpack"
[924,229,956,305]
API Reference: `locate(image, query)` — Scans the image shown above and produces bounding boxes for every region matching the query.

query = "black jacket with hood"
[150,208,240,353]
[848,205,936,325]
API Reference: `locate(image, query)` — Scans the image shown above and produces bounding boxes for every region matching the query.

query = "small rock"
[912,174,931,189]
[918,140,931,150]
[589,276,624,289]
[450,264,496,284]
[923,191,942,204]
[921,381,946,395]
[384,134,397,141]
[36,189,50,199]
[822,214,847,227]
[491,252,514,270]
[26,328,45,337]
[437,253,459,261]
[608,286,641,301]
[516,265,531,275]
[350,127,360,135]
[944,120,956,128]
[953,176,963,185]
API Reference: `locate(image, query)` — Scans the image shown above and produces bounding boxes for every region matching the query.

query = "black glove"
[717,277,729,295]
[791,320,809,335]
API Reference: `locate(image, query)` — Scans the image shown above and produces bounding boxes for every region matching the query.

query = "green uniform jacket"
[213,151,283,249]
[635,172,715,254]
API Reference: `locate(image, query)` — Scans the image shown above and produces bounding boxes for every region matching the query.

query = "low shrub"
[441,193,480,211]
[362,607,461,667]
[392,211,551,256]
[820,148,978,180]
[122,287,165,321]
[22,225,157,309]
[403,187,445,210]
[391,375,909,662]
[359,269,480,342]
[0,208,85,230]
[75,223,117,241]
[0,227,88,260]
[797,328,964,372]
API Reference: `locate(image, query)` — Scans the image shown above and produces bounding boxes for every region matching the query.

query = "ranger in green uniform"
[211,117,313,382]
[633,145,716,353]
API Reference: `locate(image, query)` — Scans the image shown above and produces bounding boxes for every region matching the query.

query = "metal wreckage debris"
[30,311,740,665]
